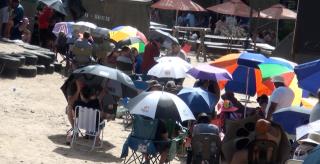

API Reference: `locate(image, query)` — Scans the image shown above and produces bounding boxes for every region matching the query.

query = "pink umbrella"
[260,4,297,45]
[207,0,260,18]
[151,0,206,12]
[260,4,297,20]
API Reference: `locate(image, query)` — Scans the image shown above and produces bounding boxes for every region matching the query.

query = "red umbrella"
[151,0,206,12]
[260,4,297,20]
[207,0,260,17]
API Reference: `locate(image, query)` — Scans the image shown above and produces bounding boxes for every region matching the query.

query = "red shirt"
[38,7,53,29]
[141,41,160,74]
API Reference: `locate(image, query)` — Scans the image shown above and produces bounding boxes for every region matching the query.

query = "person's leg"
[159,149,168,164]
[66,107,75,144]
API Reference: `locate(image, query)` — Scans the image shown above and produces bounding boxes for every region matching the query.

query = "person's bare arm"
[266,102,277,120]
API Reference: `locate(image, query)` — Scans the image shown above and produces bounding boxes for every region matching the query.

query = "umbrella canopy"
[117,37,146,53]
[149,29,179,45]
[151,0,206,12]
[272,106,311,135]
[178,87,218,115]
[91,27,110,38]
[147,62,189,79]
[294,59,320,95]
[52,22,74,38]
[109,26,148,44]
[128,91,195,122]
[207,0,259,18]
[260,4,297,20]
[156,56,192,69]
[39,0,67,15]
[258,57,296,79]
[73,21,97,33]
[211,52,271,96]
[61,65,138,98]
[187,64,232,81]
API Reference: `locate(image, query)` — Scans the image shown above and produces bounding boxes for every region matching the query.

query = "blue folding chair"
[121,116,160,163]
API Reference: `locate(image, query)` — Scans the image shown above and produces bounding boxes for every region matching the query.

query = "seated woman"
[66,84,104,144]
[10,17,30,42]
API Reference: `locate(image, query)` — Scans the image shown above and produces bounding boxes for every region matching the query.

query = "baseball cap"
[272,76,285,83]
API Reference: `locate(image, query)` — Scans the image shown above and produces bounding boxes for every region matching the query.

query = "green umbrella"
[258,57,296,79]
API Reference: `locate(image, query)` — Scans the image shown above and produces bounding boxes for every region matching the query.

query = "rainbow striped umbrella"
[117,37,146,53]
[109,26,148,44]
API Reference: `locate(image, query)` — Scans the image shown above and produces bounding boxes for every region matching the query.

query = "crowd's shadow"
[48,134,122,163]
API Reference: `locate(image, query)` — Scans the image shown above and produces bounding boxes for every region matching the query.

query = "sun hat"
[272,75,285,83]
[217,100,239,114]
[298,132,320,145]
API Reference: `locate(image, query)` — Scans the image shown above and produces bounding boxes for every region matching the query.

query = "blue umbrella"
[272,106,311,135]
[178,87,218,116]
[303,145,320,164]
[237,52,267,68]
[294,59,320,95]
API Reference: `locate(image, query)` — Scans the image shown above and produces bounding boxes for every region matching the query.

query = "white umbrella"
[128,91,195,122]
[39,0,67,15]
[147,62,189,79]
[73,21,97,33]
[156,56,192,69]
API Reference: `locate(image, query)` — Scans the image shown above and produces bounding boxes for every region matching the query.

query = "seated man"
[186,113,220,164]
[167,42,187,61]
[154,119,170,164]
[72,31,94,68]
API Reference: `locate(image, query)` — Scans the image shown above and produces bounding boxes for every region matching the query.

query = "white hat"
[272,76,285,83]
[298,132,320,145]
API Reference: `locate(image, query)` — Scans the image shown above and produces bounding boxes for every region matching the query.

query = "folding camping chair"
[71,106,105,151]
[248,139,278,164]
[121,116,161,164]
[191,133,221,164]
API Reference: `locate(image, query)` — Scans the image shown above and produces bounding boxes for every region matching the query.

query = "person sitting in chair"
[186,113,220,164]
[72,31,94,68]
[66,85,104,145]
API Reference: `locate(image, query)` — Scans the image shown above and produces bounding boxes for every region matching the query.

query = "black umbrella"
[39,0,67,15]
[128,91,195,122]
[149,29,179,44]
[61,64,138,99]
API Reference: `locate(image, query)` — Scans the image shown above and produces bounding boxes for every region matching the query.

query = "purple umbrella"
[187,64,232,81]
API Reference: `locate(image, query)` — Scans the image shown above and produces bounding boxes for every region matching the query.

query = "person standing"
[265,76,295,120]
[141,38,163,74]
[38,6,53,47]
[0,0,9,37]
[309,89,320,123]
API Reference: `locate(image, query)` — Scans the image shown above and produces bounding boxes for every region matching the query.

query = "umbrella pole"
[276,20,279,46]
[175,10,179,25]
[244,67,250,118]
[245,7,254,50]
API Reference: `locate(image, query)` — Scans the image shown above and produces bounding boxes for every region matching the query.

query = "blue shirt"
[13,4,24,26]
[134,54,143,74]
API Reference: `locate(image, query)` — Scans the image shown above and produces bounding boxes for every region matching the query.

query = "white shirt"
[265,86,295,118]
[310,103,320,123]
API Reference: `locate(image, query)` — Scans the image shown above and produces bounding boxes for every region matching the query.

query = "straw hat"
[298,132,320,145]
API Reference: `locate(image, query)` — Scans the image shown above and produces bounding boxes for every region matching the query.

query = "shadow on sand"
[48,134,122,163]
